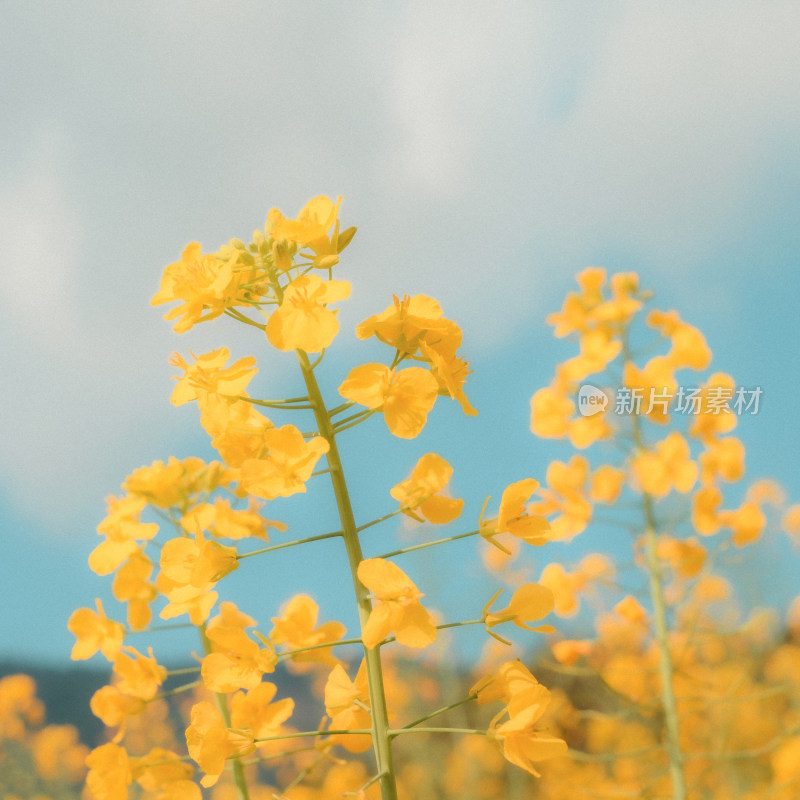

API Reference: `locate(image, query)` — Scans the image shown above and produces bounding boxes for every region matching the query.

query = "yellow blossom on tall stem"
[632,432,698,497]
[339,363,439,439]
[111,647,166,701]
[390,453,464,524]
[185,701,255,788]
[484,583,556,634]
[269,594,346,669]
[112,550,157,631]
[324,661,373,753]
[488,683,567,777]
[85,742,132,800]
[68,599,125,661]
[151,242,240,334]
[482,479,552,546]
[269,194,342,249]
[357,558,437,649]
[169,347,257,407]
[200,627,276,692]
[230,682,294,740]
[239,424,329,499]
[266,274,351,353]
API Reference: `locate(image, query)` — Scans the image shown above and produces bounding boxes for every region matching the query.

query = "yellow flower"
[90,495,158,576]
[0,674,44,738]
[229,683,294,739]
[390,453,464,524]
[357,558,437,649]
[339,363,439,439]
[631,432,697,497]
[85,742,132,800]
[31,723,89,783]
[419,339,478,416]
[484,584,556,634]
[270,595,346,670]
[90,685,146,743]
[270,195,342,248]
[68,599,125,661]
[482,479,552,546]
[159,531,238,589]
[151,242,240,334]
[613,595,648,625]
[528,458,592,541]
[490,691,568,778]
[131,747,199,800]
[112,647,166,700]
[530,385,575,439]
[567,410,612,449]
[538,564,586,617]
[782,504,800,540]
[112,551,157,631]
[699,436,745,485]
[557,330,621,383]
[207,601,256,632]
[201,627,276,693]
[169,348,257,407]
[123,457,235,510]
[185,701,255,788]
[181,497,281,541]
[239,425,329,499]
[688,372,738,443]
[719,501,766,547]
[357,294,455,355]
[200,395,273,468]
[692,485,723,535]
[656,535,706,577]
[156,576,217,626]
[266,274,350,353]
[623,356,677,425]
[589,465,626,504]
[324,661,372,753]
[545,267,606,337]
[593,271,642,325]
[551,639,592,666]
[647,309,711,371]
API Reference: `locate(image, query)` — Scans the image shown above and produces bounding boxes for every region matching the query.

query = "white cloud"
[0,128,82,341]
[380,1,800,291]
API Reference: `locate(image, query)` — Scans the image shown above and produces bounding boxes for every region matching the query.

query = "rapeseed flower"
[357,558,437,649]
[390,453,463,524]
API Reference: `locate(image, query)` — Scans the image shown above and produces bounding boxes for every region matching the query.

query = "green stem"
[627,368,687,800]
[356,508,405,533]
[402,694,477,729]
[333,409,374,429]
[238,395,314,410]
[223,309,266,330]
[375,529,481,559]
[333,409,376,434]
[278,636,363,660]
[255,728,373,743]
[379,619,483,646]
[199,626,250,800]
[237,530,342,560]
[297,349,399,800]
[166,666,201,676]
[155,680,202,698]
[388,727,486,737]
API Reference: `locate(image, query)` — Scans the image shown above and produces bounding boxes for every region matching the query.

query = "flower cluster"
[70,197,565,800]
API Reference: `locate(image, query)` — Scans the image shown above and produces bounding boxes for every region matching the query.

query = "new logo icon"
[578,384,609,417]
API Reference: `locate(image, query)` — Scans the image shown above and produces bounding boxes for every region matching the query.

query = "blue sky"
[2,2,799,665]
